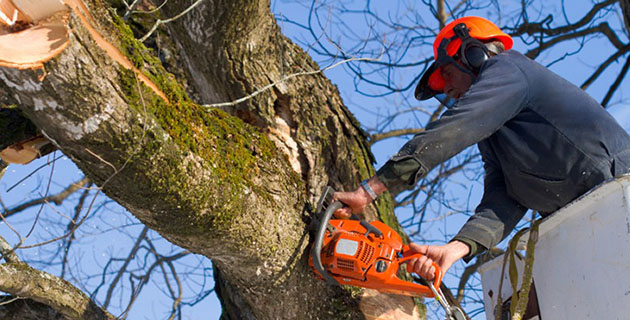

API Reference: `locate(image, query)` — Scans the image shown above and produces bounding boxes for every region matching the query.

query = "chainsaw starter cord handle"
[312,200,344,286]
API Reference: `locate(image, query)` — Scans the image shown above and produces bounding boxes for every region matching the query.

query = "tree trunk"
[0,0,421,318]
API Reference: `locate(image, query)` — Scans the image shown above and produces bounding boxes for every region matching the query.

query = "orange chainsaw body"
[309,218,442,297]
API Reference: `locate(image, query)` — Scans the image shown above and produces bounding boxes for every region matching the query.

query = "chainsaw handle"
[398,245,443,290]
[312,198,344,286]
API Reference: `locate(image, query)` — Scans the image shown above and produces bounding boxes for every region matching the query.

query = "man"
[334,16,630,281]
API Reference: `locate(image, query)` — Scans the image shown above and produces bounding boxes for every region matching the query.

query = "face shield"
[434,93,457,109]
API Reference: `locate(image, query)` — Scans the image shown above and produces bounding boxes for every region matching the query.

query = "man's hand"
[332,176,388,218]
[404,241,471,280]
[332,188,372,218]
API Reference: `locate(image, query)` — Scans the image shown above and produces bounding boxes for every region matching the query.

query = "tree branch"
[511,0,618,37]
[525,22,625,59]
[0,262,115,319]
[0,235,18,264]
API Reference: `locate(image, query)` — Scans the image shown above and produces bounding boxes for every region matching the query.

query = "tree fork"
[0,0,420,318]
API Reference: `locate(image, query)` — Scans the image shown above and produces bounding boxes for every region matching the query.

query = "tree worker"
[333,16,630,281]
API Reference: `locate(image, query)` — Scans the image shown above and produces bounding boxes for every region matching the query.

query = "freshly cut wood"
[0,0,28,25]
[0,11,69,69]
[11,0,66,22]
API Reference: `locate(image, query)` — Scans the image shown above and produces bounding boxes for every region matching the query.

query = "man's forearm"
[445,240,471,259]
[365,175,388,198]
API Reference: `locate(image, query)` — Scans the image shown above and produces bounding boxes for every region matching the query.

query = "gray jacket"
[376,50,630,257]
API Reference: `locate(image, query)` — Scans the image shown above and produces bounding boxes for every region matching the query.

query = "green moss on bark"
[107,11,290,237]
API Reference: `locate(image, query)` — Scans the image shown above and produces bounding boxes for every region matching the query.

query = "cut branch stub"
[0,135,51,164]
[0,0,70,70]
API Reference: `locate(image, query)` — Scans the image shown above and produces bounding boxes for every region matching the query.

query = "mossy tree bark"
[0,0,421,319]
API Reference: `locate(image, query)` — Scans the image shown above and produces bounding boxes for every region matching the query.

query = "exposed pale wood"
[11,0,66,21]
[0,0,29,25]
[360,289,421,320]
[0,12,69,69]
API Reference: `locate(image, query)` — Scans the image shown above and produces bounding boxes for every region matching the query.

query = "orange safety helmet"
[415,16,513,101]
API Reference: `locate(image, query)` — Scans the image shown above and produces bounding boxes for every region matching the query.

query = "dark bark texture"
[0,296,66,320]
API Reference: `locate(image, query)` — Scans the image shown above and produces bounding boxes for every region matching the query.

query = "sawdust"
[359,288,421,320]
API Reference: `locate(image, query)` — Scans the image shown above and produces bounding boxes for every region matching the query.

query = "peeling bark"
[0,0,420,318]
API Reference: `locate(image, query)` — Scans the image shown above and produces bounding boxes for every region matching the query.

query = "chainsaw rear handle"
[399,245,443,290]
[312,200,344,286]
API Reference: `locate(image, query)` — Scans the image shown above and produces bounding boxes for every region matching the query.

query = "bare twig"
[117,250,188,319]
[203,55,382,109]
[0,296,23,306]
[370,128,425,143]
[139,0,205,42]
[103,226,149,308]
[123,0,142,20]
[165,259,183,320]
[1,177,90,219]
[61,185,92,279]
[5,154,64,193]
[581,45,630,90]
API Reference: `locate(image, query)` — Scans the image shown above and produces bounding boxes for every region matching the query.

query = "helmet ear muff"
[461,41,489,72]
[452,23,490,73]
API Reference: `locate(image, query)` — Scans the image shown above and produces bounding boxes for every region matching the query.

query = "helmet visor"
[415,38,458,100]
[415,62,441,100]
[415,27,479,101]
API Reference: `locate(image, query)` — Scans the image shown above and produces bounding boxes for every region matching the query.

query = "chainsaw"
[309,186,466,320]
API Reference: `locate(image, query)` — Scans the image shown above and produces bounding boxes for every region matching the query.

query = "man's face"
[440,61,473,99]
